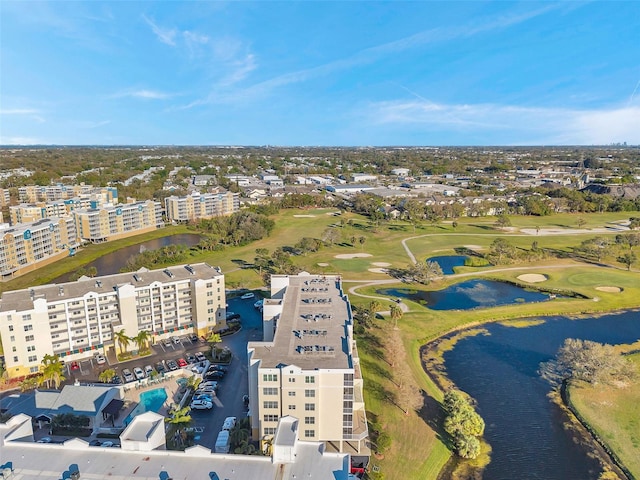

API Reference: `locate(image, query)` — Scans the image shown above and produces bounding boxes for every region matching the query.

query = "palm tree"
[40,354,65,389]
[134,330,151,352]
[20,376,40,392]
[207,332,222,359]
[165,405,192,447]
[98,368,116,383]
[389,304,403,329]
[114,329,131,355]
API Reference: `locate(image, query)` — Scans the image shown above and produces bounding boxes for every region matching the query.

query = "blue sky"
[1,1,639,146]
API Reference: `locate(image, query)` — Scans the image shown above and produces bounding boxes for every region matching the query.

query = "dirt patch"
[517,273,548,283]
[293,214,316,218]
[368,268,388,273]
[595,286,622,293]
[317,262,329,267]
[371,262,391,267]
[334,253,373,259]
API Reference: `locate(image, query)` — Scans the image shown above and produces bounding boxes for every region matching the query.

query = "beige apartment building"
[0,263,227,379]
[10,191,118,225]
[73,200,163,242]
[164,191,240,223]
[18,185,118,203]
[0,188,10,207]
[0,217,79,279]
[247,273,369,460]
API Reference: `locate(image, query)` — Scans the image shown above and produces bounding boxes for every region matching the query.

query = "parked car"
[144,365,154,377]
[89,439,102,446]
[195,352,206,362]
[188,333,199,343]
[133,367,145,380]
[254,299,264,309]
[166,360,179,371]
[110,374,122,385]
[192,394,214,402]
[186,354,197,364]
[222,416,237,431]
[204,371,225,381]
[240,292,255,300]
[226,312,241,321]
[122,369,135,382]
[199,381,218,389]
[195,386,217,395]
[208,364,228,373]
[95,354,106,365]
[70,361,80,371]
[155,361,166,374]
[101,441,115,447]
[190,399,213,410]
[37,437,52,443]
[162,338,172,348]
[172,336,182,345]
[177,358,188,368]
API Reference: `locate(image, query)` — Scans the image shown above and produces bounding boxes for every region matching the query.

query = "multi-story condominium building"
[164,191,240,223]
[10,194,117,225]
[73,200,163,242]
[0,263,227,379]
[247,273,370,461]
[0,188,10,207]
[18,184,118,204]
[0,217,79,279]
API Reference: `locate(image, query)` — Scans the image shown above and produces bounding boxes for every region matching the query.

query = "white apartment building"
[0,217,79,279]
[164,191,240,223]
[0,263,226,379]
[73,200,163,242]
[247,273,369,460]
[18,185,117,203]
[0,188,10,207]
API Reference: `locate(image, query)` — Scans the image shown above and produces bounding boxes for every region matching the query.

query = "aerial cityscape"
[1,2,640,480]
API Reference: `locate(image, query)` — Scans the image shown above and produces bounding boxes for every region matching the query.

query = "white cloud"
[366,99,640,145]
[110,89,173,100]
[142,14,176,46]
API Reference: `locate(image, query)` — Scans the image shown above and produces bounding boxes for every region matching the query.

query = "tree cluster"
[196,211,275,247]
[121,244,190,272]
[442,389,485,459]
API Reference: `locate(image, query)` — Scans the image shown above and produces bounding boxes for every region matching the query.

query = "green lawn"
[568,354,640,479]
[2,208,639,478]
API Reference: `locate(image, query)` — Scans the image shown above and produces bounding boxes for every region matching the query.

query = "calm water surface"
[378,279,555,310]
[441,310,640,480]
[54,233,201,282]
[426,255,468,275]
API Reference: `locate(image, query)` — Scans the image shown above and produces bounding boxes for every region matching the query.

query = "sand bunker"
[517,274,548,283]
[371,262,391,267]
[464,245,483,250]
[317,262,329,267]
[595,286,622,293]
[293,214,316,218]
[368,268,388,273]
[334,253,373,259]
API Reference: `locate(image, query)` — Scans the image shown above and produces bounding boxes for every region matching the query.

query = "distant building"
[73,200,163,243]
[164,191,239,223]
[350,173,378,183]
[0,217,79,279]
[325,184,376,194]
[390,167,410,176]
[0,188,10,207]
[18,185,117,204]
[248,273,370,465]
[192,175,217,186]
[0,263,226,378]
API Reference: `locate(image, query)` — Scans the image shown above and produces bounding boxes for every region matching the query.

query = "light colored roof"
[2,386,116,418]
[249,274,354,370]
[121,411,164,442]
[274,416,297,447]
[1,262,223,312]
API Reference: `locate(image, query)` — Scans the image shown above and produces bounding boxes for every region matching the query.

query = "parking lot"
[68,293,264,450]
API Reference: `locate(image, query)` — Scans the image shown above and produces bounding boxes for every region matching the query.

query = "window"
[30,366,39,374]
[207,291,213,297]
[264,428,276,435]
[305,389,315,398]
[263,387,278,395]
[304,403,315,411]
[22,314,31,321]
[304,416,315,425]
[263,415,279,422]
[13,356,18,362]
[207,299,214,305]
[24,324,33,332]
[8,325,13,332]
[25,335,34,342]
[28,355,37,362]
[304,430,315,438]
[27,345,36,352]
[263,374,278,382]
[288,378,295,383]
[288,391,296,397]
[12,347,16,352]
[263,401,278,409]
[288,405,296,411]
[10,336,15,342]
[305,375,315,384]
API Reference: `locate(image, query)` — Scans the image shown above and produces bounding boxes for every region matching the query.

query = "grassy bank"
[568,354,640,479]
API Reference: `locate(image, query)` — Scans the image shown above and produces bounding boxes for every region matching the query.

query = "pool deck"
[99,373,190,430]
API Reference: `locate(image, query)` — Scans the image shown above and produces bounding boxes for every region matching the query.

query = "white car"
[190,399,213,410]
[195,352,206,362]
[144,365,154,377]
[253,299,263,309]
[240,292,255,300]
[95,354,106,365]
[133,367,145,380]
[122,369,135,383]
[222,416,236,431]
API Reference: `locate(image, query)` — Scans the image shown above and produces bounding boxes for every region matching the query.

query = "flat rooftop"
[0,263,223,313]
[250,274,353,370]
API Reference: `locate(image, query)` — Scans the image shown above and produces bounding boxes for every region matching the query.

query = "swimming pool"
[123,388,168,426]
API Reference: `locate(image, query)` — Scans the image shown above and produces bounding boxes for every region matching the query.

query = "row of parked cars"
[118,351,208,383]
[189,364,229,410]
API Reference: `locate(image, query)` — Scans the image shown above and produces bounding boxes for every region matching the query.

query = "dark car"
[188,333,199,343]
[155,361,166,374]
[186,354,197,364]
[208,364,228,373]
[166,360,179,371]
[204,371,225,380]
[226,313,241,321]
[110,374,122,385]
